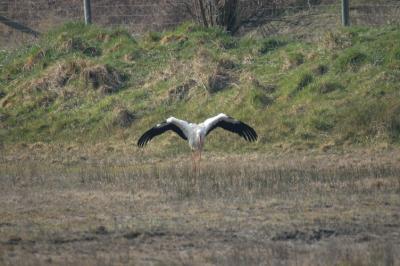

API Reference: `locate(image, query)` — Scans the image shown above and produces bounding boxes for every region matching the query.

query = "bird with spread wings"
[138,113,258,170]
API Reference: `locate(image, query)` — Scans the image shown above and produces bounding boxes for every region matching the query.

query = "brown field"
[0,149,400,265]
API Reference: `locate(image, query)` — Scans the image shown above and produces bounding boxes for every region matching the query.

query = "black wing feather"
[206,117,258,142]
[137,122,187,147]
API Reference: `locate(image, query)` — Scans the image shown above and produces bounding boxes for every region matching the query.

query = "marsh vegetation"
[1,151,399,265]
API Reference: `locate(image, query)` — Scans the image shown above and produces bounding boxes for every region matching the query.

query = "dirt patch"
[113,108,135,128]
[166,79,197,103]
[192,52,239,94]
[51,235,97,245]
[0,222,13,227]
[123,231,141,240]
[6,237,22,245]
[207,59,238,93]
[94,226,109,235]
[82,64,125,94]
[312,64,329,76]
[123,230,166,241]
[208,72,231,93]
[317,81,343,94]
[217,58,237,70]
[272,228,336,243]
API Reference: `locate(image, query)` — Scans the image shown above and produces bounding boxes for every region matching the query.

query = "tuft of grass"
[312,64,329,76]
[295,72,313,93]
[282,52,305,70]
[320,31,353,50]
[309,108,336,132]
[249,88,274,108]
[337,99,388,143]
[336,48,367,72]
[259,38,286,54]
[315,81,344,94]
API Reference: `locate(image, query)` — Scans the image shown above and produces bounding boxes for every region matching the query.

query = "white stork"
[137,113,258,170]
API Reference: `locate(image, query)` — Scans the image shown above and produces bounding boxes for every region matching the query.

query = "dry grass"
[0,150,399,265]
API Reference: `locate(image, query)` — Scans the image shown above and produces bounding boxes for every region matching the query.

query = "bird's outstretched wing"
[203,114,258,142]
[137,121,187,147]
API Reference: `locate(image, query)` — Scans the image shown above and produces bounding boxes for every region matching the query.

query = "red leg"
[191,151,196,173]
[198,150,202,173]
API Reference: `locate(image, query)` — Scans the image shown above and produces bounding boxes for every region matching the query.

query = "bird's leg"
[195,151,200,175]
[191,151,196,173]
[198,150,202,173]
[192,150,201,176]
[193,151,200,185]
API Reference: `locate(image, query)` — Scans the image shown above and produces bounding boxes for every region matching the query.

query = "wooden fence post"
[342,0,350,26]
[83,0,92,25]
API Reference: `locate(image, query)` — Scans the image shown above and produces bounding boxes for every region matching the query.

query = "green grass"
[1,22,400,153]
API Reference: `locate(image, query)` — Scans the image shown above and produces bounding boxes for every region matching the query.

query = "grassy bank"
[1,23,400,155]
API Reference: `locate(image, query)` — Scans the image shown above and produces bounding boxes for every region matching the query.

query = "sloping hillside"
[1,23,400,156]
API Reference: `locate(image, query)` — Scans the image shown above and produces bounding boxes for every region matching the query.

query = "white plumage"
[137,113,257,169]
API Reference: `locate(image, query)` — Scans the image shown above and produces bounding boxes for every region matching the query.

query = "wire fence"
[1,0,400,48]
